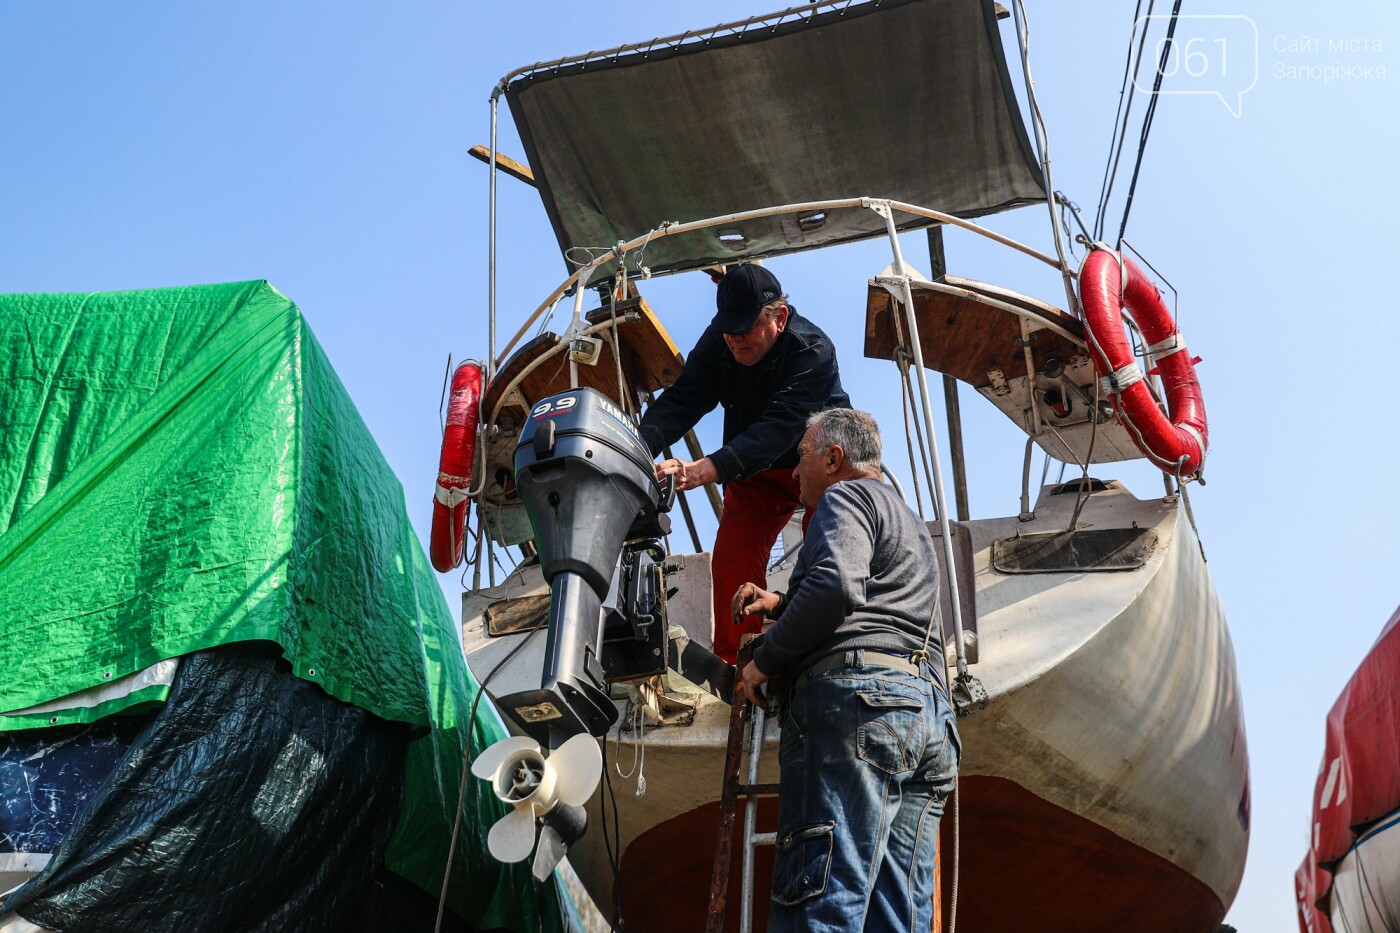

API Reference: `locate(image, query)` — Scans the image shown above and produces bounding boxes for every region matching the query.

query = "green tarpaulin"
[0,282,558,930]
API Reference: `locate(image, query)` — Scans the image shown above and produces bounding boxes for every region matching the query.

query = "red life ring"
[1077,248,1207,477]
[430,361,484,572]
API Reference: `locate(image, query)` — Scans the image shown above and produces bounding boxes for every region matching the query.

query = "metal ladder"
[703,644,948,933]
[704,640,777,933]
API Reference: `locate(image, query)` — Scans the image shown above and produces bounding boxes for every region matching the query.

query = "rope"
[948,776,961,933]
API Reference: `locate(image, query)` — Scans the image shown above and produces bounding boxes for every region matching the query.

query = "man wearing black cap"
[638,264,849,663]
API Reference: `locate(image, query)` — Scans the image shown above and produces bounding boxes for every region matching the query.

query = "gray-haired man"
[732,408,959,932]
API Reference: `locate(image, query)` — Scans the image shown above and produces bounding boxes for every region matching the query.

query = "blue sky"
[3,1,1397,928]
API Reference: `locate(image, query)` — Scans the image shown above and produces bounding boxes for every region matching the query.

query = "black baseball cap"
[713,264,785,335]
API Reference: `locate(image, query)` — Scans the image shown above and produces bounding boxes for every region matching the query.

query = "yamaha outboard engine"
[493,387,670,749]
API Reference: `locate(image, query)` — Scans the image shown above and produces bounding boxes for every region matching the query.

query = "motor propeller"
[470,733,603,881]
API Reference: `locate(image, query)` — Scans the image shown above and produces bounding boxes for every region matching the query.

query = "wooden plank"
[864,275,1085,389]
[468,144,536,186]
[585,295,685,394]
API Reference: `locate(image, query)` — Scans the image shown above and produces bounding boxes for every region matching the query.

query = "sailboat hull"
[463,483,1248,930]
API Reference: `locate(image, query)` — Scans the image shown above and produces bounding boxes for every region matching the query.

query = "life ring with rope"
[430,361,484,572]
[1077,247,1207,477]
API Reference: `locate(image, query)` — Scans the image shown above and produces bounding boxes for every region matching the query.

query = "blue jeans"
[768,652,960,933]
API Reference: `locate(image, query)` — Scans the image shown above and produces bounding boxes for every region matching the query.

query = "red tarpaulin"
[1296,606,1400,932]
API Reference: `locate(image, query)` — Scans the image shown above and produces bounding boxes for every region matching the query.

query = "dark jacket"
[637,310,849,483]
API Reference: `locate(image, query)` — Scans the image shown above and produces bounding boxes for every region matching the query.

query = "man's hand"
[731,583,781,625]
[653,456,719,492]
[734,660,771,709]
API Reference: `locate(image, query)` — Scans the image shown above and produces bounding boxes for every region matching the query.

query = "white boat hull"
[463,481,1248,930]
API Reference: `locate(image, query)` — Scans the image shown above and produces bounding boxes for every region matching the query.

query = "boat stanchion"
[868,198,989,717]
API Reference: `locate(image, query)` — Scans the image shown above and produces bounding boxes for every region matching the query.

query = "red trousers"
[710,467,809,663]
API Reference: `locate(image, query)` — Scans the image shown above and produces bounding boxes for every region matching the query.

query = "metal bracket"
[863,197,892,219]
[952,672,990,718]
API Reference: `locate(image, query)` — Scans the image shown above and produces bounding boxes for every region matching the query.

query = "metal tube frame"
[869,200,970,683]
[1011,0,1080,318]
[739,705,772,933]
[494,198,1068,367]
[489,87,501,383]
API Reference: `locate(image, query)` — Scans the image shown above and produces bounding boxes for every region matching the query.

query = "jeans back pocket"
[856,689,927,775]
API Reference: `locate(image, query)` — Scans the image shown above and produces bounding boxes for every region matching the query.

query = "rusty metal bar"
[704,643,752,933]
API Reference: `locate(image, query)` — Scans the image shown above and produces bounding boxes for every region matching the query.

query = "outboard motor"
[493,387,671,749]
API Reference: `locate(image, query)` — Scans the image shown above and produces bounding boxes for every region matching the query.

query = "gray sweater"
[752,477,945,692]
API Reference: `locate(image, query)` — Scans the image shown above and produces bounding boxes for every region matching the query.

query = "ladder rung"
[737,782,780,797]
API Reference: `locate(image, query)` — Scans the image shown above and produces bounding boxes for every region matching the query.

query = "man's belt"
[793,649,923,692]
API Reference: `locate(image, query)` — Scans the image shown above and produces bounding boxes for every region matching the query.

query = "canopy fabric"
[506,0,1045,276]
[1296,606,1400,933]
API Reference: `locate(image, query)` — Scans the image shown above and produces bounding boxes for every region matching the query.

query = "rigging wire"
[885,301,937,520]
[897,360,927,518]
[1094,0,1152,240]
[1118,0,1185,247]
